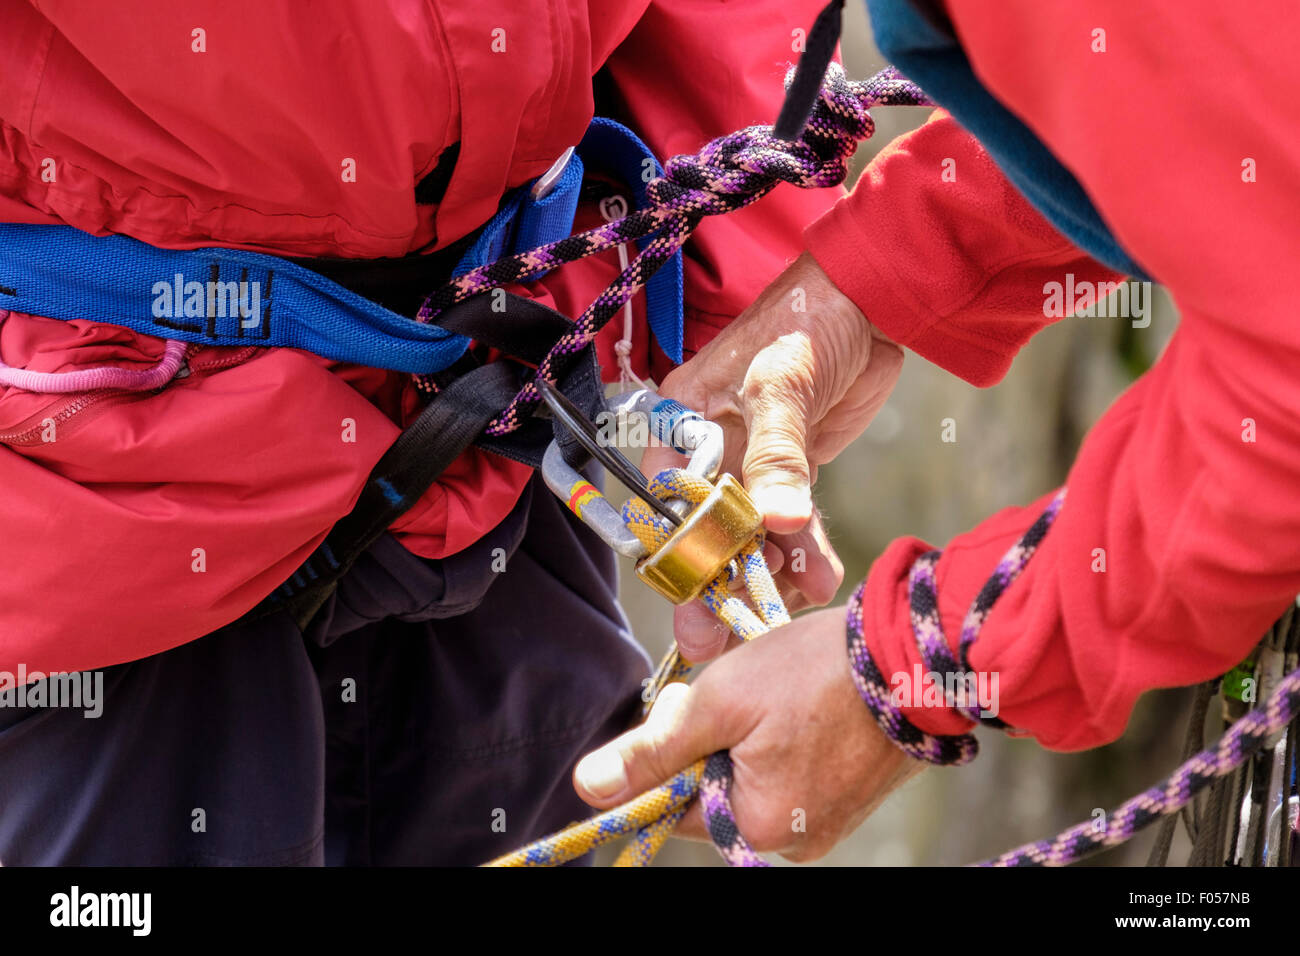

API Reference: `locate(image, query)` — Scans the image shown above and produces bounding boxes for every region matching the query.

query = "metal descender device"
[537,381,762,605]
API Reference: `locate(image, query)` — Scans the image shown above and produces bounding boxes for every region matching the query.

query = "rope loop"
[846,489,1067,767]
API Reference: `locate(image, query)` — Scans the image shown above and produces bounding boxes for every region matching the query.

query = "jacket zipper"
[0,345,260,446]
[0,390,150,446]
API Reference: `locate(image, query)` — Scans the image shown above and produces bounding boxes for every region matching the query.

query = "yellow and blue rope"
[484,468,788,867]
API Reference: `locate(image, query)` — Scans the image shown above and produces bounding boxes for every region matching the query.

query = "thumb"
[573,682,726,808]
[742,340,816,533]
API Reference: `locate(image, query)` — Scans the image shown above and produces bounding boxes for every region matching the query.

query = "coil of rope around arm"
[848,488,1300,866]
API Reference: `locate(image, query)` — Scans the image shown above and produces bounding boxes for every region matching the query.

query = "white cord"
[599,195,651,393]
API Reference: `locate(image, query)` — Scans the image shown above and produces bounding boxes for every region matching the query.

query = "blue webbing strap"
[0,171,578,376]
[0,223,472,375]
[0,117,685,374]
[453,148,584,282]
[450,117,684,361]
[580,117,685,364]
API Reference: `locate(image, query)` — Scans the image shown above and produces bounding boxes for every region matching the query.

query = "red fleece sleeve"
[812,1,1300,752]
[600,0,845,377]
[806,110,1119,386]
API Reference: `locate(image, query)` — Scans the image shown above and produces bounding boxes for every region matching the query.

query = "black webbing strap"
[436,292,571,364]
[436,291,606,471]
[773,0,846,141]
[234,290,605,632]
[254,361,518,630]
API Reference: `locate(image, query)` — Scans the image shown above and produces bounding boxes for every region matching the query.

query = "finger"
[806,337,905,464]
[740,334,816,534]
[638,441,688,487]
[776,587,812,615]
[673,758,793,855]
[673,601,731,662]
[769,510,844,608]
[673,798,710,842]
[573,681,732,808]
[762,540,785,575]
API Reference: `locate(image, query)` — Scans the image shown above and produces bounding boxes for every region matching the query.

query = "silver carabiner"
[540,443,647,559]
[530,147,576,201]
[605,388,723,482]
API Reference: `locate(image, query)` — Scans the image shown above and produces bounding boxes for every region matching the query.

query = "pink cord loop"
[0,337,187,393]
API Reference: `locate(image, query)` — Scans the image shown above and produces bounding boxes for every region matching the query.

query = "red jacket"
[0,0,839,672]
[807,0,1300,750]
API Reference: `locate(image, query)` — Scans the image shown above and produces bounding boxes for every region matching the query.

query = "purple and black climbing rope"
[698,489,1066,867]
[414,63,931,436]
[984,666,1300,865]
[700,751,768,867]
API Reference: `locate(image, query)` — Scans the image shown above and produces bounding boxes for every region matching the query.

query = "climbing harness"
[0,119,683,378]
[0,114,685,629]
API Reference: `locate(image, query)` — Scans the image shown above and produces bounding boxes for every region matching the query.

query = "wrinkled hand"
[643,252,904,661]
[573,607,923,861]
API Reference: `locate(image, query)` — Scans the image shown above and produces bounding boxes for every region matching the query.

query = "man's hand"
[572,607,923,862]
[643,252,904,661]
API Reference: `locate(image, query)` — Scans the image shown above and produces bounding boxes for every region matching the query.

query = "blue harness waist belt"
[0,117,684,376]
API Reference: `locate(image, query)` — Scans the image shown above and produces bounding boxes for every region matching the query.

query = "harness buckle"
[531,147,576,201]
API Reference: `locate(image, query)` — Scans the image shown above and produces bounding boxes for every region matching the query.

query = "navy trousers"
[0,476,650,865]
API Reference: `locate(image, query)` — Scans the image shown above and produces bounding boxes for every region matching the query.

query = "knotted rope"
[414,64,931,434]
[485,468,788,867]
[849,487,1300,866]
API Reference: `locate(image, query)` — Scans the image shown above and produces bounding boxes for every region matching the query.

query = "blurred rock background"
[604,4,1199,866]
